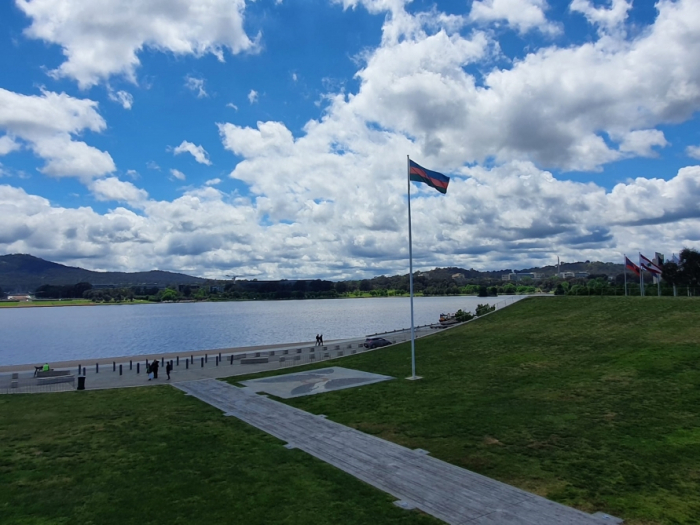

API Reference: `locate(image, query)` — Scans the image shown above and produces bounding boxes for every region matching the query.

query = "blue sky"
[1,0,699,280]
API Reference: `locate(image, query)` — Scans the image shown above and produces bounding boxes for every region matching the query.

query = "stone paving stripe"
[174,378,618,525]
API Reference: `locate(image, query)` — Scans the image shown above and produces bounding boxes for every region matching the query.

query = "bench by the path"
[175,379,621,525]
[36,370,72,378]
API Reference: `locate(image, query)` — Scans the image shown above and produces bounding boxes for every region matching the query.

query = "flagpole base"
[406,376,423,381]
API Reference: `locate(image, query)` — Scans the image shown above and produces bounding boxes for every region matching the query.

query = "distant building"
[502,272,541,281]
[7,294,32,301]
[557,271,588,279]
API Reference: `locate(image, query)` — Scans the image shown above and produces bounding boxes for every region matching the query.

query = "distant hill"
[418,261,625,281]
[0,254,206,292]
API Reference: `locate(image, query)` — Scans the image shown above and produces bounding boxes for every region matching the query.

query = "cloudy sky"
[1,0,699,280]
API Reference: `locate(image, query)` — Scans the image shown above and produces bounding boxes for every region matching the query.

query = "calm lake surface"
[0,296,521,366]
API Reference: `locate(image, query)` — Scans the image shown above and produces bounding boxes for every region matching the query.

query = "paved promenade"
[177,379,621,525]
[0,326,436,393]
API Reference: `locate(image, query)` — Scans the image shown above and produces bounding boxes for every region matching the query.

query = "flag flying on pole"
[640,253,662,275]
[409,160,450,194]
[625,256,640,277]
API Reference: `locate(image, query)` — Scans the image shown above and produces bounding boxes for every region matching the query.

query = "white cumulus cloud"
[686,145,700,159]
[173,141,212,165]
[0,135,21,156]
[17,0,258,88]
[0,88,115,181]
[469,0,559,35]
[107,89,134,109]
[90,177,148,206]
[185,76,208,98]
[170,168,186,181]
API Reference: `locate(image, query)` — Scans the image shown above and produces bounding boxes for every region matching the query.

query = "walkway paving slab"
[175,378,620,525]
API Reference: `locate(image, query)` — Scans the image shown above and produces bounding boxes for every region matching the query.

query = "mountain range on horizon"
[0,254,207,292]
[0,254,627,293]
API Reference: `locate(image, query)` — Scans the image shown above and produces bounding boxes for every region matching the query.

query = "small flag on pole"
[409,160,450,194]
[625,256,640,277]
[640,253,662,275]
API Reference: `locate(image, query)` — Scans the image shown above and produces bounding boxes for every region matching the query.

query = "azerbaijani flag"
[409,160,450,194]
[625,256,640,277]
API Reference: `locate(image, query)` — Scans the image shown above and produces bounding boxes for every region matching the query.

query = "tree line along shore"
[2,249,698,305]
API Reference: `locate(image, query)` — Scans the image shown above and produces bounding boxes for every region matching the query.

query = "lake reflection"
[0,296,521,366]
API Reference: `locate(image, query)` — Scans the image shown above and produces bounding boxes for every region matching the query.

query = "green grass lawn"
[230,297,700,525]
[0,388,439,525]
[0,299,154,308]
[2,297,699,524]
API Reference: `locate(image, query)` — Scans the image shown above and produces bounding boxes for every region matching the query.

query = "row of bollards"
[75,343,378,380]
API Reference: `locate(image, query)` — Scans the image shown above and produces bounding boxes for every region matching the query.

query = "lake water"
[0,296,522,366]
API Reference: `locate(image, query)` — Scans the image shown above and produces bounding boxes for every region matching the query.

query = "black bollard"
[137,363,140,374]
[201,357,204,368]
[119,364,123,376]
[205,354,208,363]
[130,360,133,370]
[96,363,99,374]
[176,356,179,366]
[78,364,81,375]
[230,355,233,365]
[191,355,193,363]
[219,352,222,360]
[216,356,219,367]
[186,359,189,369]
[113,361,116,372]
[82,366,86,376]
[161,357,164,367]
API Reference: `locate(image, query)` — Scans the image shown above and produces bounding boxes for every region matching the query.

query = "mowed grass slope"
[235,297,700,524]
[0,388,440,525]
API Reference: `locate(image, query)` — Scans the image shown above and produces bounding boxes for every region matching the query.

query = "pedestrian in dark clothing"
[315,334,320,346]
[319,334,323,346]
[166,361,172,380]
[152,359,159,379]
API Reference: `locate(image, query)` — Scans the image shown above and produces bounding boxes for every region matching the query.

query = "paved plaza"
[240,366,393,398]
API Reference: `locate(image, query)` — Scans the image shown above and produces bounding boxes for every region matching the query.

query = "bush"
[455,309,474,322]
[475,303,496,316]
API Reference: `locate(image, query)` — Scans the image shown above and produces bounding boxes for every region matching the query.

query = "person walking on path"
[319,334,324,346]
[315,334,320,346]
[166,361,172,380]
[151,359,159,379]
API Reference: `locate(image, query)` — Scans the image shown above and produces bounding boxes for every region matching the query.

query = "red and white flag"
[639,253,662,275]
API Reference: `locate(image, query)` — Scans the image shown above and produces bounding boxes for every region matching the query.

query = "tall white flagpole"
[639,254,644,296]
[407,155,417,380]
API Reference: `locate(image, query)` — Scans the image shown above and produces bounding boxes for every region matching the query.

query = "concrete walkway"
[0,326,437,394]
[176,379,622,525]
